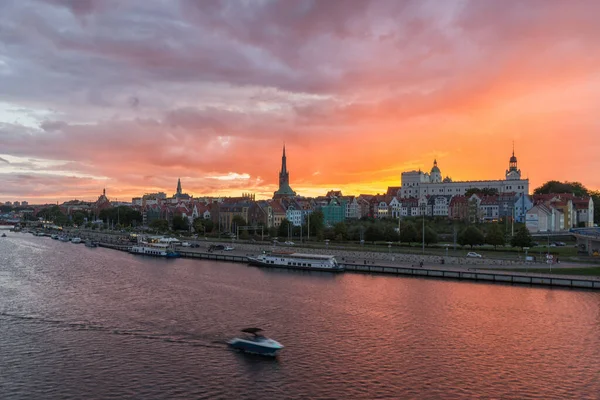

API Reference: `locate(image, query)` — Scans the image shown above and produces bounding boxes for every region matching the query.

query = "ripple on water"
[1,234,600,399]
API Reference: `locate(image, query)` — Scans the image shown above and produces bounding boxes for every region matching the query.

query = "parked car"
[466,252,482,258]
[190,243,200,248]
[224,246,234,251]
[284,241,295,245]
[181,242,191,247]
[208,244,225,251]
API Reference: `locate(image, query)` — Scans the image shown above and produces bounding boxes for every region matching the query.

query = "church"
[399,149,529,198]
[273,145,297,199]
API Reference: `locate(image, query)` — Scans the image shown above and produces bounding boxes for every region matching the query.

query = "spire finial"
[512,140,515,156]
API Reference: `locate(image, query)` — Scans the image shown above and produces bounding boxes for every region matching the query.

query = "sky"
[1,0,600,204]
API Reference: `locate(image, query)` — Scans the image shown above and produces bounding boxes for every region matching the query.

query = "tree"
[307,210,325,238]
[333,222,348,241]
[149,219,169,232]
[193,217,204,234]
[399,222,418,245]
[534,180,588,197]
[277,218,292,239]
[365,224,384,242]
[72,211,86,226]
[98,206,142,227]
[203,219,214,233]
[172,215,189,231]
[231,215,247,235]
[268,227,278,238]
[485,224,506,249]
[383,224,400,242]
[458,226,485,249]
[511,226,533,249]
[465,187,499,197]
[423,226,438,245]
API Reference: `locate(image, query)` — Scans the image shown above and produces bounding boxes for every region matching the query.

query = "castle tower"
[273,145,296,199]
[430,159,442,183]
[505,145,521,180]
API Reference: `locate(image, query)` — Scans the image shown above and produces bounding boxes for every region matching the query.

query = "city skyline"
[1,0,600,203]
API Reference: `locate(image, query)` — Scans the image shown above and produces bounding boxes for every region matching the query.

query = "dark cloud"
[1,0,600,200]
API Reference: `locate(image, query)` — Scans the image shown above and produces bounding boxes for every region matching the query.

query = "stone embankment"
[68,229,519,268]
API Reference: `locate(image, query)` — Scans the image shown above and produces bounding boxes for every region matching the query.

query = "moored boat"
[227,328,283,357]
[130,242,180,258]
[1,233,6,237]
[247,252,343,272]
[58,236,69,242]
[71,237,82,244]
[85,240,98,248]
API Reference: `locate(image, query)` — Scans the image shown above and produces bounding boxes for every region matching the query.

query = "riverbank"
[91,236,600,290]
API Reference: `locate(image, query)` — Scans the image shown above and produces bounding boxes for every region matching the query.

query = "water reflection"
[1,234,599,399]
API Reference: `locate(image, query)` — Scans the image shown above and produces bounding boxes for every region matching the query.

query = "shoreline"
[91,237,600,291]
[13,229,600,290]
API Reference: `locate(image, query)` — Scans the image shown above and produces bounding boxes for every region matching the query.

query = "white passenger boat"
[129,242,180,258]
[247,252,343,272]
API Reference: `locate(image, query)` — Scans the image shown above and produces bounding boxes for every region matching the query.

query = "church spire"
[273,144,296,199]
[281,144,287,174]
[176,178,182,195]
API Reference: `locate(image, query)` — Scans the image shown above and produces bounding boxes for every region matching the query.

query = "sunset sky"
[1,0,600,203]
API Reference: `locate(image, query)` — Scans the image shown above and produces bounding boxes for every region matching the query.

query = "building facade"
[400,151,529,199]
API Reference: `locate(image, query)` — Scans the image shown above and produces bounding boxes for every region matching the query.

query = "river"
[1,234,599,399]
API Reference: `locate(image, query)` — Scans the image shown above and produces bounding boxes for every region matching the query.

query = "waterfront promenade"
[60,229,600,290]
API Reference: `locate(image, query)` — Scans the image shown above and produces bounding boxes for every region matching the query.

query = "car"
[181,242,191,247]
[190,243,200,248]
[224,246,234,251]
[284,241,295,245]
[466,252,482,258]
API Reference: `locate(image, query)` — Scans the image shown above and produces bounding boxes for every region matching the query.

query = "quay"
[342,263,600,290]
[96,241,600,290]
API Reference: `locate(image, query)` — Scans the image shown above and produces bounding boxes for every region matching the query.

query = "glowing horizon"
[1,0,599,204]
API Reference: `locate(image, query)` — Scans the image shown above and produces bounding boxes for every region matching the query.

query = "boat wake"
[0,311,226,349]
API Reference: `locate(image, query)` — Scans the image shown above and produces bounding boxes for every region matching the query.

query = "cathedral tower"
[273,145,296,199]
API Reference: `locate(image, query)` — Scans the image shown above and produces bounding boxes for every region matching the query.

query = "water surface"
[1,234,599,399]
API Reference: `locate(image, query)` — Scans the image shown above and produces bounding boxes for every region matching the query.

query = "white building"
[400,151,529,199]
[343,196,360,220]
[526,204,565,233]
[285,204,303,227]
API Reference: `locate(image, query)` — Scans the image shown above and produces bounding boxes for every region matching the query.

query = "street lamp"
[421,203,425,255]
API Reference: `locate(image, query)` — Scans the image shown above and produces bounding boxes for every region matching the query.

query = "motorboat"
[247,252,344,272]
[227,328,284,357]
[51,234,59,240]
[58,236,69,242]
[85,240,98,248]
[71,237,82,244]
[1,233,6,238]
